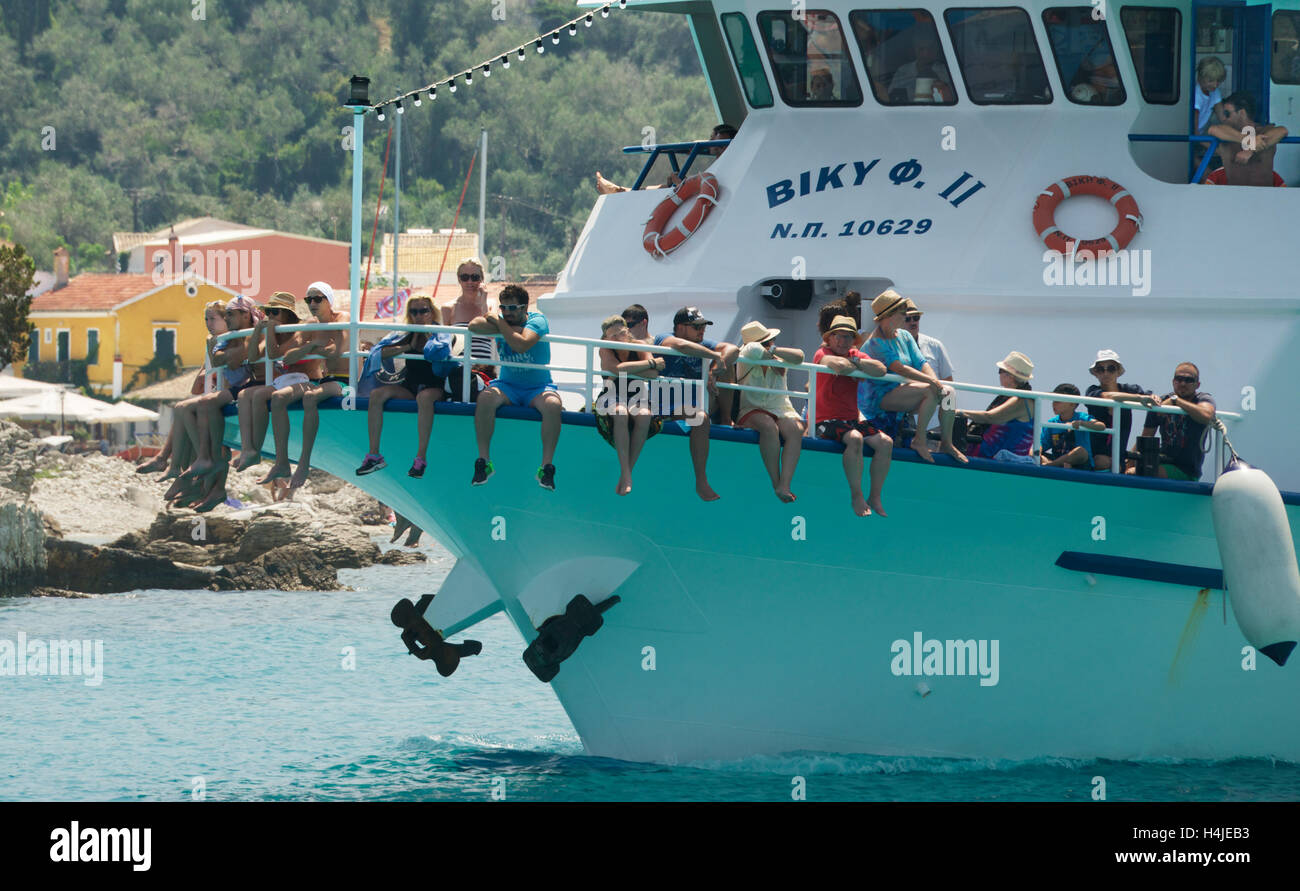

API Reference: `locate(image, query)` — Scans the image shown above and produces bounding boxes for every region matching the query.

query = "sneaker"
[356,454,386,475]
[408,457,427,478]
[471,458,494,486]
[537,463,556,491]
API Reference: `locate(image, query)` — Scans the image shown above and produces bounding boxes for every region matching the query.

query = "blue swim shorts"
[489,379,559,407]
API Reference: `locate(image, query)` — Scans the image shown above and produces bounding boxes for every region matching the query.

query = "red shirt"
[813,346,866,424]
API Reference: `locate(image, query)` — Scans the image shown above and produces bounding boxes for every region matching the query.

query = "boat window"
[756,10,864,106]
[1042,8,1126,105]
[1119,6,1180,104]
[849,10,957,105]
[943,8,1053,104]
[721,13,775,107]
[1274,11,1300,85]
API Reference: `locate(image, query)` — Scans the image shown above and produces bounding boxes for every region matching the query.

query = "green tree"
[0,241,36,372]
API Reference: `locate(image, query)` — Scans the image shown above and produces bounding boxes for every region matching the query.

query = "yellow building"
[18,268,240,396]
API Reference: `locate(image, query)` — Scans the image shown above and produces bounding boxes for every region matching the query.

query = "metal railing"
[1128,133,1299,185]
[205,321,1242,481]
[621,139,731,190]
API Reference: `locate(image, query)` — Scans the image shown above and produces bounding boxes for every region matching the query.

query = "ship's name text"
[765,160,986,209]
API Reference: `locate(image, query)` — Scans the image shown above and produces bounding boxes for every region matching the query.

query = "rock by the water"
[377,549,427,565]
[44,538,214,593]
[0,493,47,595]
[210,543,342,592]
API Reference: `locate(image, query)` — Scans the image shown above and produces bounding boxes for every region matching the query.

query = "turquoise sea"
[3,541,1300,802]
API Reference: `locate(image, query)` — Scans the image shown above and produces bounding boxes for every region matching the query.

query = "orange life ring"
[1031,175,1142,256]
[642,172,720,258]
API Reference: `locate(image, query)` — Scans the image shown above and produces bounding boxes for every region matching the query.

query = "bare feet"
[234,452,262,472]
[288,464,311,490]
[852,495,871,517]
[194,487,227,513]
[696,482,721,502]
[775,486,796,503]
[939,442,969,464]
[180,458,214,480]
[912,441,935,464]
[595,171,624,195]
[164,477,190,501]
[258,462,292,485]
[391,515,413,544]
[616,474,633,496]
[136,457,168,474]
[867,497,887,517]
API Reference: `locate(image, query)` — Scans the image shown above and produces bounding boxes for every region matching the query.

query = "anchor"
[522,594,621,683]
[391,594,483,677]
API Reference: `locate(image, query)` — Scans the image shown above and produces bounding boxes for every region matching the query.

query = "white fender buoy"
[1212,462,1300,666]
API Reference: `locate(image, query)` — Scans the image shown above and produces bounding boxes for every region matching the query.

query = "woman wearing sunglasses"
[357,297,454,478]
[233,292,307,472]
[138,300,228,475]
[439,256,497,398]
[1085,349,1155,471]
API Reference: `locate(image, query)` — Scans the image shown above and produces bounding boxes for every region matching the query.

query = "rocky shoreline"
[0,420,424,596]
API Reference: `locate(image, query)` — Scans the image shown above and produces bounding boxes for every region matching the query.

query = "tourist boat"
[222,0,1300,763]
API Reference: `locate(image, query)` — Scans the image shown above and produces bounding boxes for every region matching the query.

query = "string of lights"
[373,1,628,121]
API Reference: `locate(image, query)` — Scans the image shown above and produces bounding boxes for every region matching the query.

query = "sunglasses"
[1093,364,1119,373]
[306,294,328,304]
[409,307,433,316]
[500,303,527,312]
[904,314,921,322]
[266,308,288,317]
[459,273,482,282]
[1173,375,1198,384]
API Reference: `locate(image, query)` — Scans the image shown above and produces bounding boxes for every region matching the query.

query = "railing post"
[1031,396,1043,462]
[348,105,365,391]
[461,339,472,402]
[806,367,817,433]
[1110,411,1121,473]
[585,343,595,411]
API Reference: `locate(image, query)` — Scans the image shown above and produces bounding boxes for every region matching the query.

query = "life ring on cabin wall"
[1031,175,1142,256]
[642,172,721,259]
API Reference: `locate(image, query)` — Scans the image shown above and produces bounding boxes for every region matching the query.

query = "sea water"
[2,543,1299,802]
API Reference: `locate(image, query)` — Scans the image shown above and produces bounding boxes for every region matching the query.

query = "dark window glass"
[1042,7,1126,104]
[722,13,775,107]
[1119,6,1180,103]
[944,8,1053,104]
[87,329,99,364]
[28,328,38,363]
[56,330,69,364]
[850,10,957,105]
[1274,11,1300,85]
[757,10,864,106]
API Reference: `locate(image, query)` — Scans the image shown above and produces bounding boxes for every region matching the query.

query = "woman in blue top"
[861,290,967,464]
[958,351,1036,461]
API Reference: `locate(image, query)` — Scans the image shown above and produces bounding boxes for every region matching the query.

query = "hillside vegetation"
[0,0,712,277]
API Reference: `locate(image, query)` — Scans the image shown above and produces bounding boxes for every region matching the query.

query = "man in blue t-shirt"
[468,284,562,490]
[648,306,738,501]
[1040,383,1105,469]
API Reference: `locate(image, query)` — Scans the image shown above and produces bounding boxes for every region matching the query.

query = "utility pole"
[478,128,487,268]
